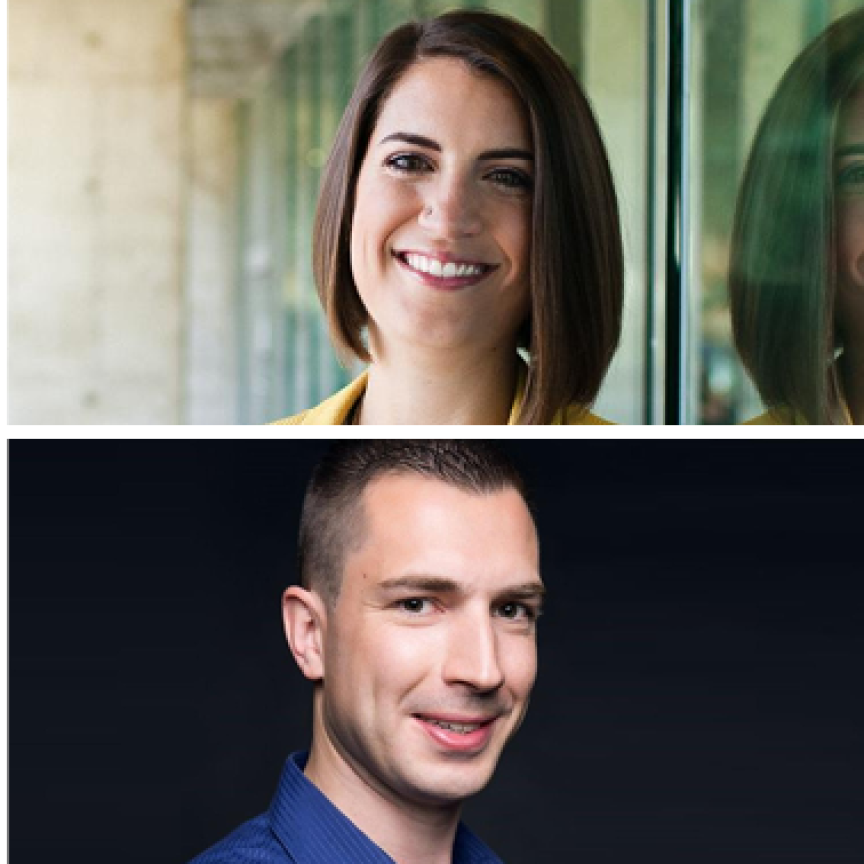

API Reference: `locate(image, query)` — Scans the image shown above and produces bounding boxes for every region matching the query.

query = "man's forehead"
[358,470,528,509]
[347,473,540,589]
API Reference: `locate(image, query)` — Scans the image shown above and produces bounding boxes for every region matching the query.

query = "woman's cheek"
[838,199,864,291]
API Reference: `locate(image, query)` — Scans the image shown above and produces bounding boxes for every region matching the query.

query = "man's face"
[317,473,541,808]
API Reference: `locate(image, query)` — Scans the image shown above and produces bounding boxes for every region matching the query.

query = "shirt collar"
[267,752,502,864]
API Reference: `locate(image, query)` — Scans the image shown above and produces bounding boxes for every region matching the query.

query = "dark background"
[10,441,864,863]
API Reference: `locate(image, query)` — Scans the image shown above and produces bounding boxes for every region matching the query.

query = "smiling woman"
[271,9,623,425]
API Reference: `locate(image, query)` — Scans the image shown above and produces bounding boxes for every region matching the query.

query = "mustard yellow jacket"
[744,408,799,425]
[271,370,611,425]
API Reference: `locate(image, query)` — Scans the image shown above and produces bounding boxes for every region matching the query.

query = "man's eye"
[496,602,533,620]
[399,598,432,614]
[385,153,432,173]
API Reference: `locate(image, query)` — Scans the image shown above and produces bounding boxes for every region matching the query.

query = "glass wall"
[689,0,864,423]
[232,0,652,423]
[223,0,864,423]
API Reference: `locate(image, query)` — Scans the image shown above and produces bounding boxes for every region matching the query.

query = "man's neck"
[304,738,462,864]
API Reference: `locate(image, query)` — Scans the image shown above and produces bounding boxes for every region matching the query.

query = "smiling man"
[190,441,543,864]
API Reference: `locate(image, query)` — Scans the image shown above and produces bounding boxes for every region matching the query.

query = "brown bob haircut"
[313,9,623,424]
[729,9,864,424]
[297,440,530,605]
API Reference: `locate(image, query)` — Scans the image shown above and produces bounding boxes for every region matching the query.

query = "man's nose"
[441,612,505,694]
[418,174,483,240]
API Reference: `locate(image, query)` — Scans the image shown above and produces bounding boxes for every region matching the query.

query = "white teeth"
[402,253,486,279]
[425,718,481,734]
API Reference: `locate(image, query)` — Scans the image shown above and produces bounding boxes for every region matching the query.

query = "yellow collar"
[272,365,610,425]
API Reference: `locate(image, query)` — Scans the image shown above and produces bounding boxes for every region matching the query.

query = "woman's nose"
[418,175,483,239]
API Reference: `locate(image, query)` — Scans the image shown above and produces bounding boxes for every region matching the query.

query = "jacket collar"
[296,366,532,425]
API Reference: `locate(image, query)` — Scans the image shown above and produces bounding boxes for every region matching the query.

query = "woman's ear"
[282,586,327,681]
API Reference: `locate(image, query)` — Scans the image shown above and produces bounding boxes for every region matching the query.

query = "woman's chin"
[367,312,491,356]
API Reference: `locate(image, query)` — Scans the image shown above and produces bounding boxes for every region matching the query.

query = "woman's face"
[350,58,533,356]
[835,83,864,341]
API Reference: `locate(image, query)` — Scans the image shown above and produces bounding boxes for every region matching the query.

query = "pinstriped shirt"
[190,751,504,864]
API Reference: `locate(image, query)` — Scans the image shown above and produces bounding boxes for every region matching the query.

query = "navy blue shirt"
[190,752,504,864]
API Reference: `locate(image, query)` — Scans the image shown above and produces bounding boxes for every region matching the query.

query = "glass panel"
[689,0,864,424]
[231,0,653,422]
[579,0,651,423]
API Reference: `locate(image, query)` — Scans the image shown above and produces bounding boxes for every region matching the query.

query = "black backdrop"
[10,441,864,863]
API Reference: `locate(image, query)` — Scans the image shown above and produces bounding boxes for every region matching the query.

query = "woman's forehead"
[372,57,532,149]
[837,84,864,150]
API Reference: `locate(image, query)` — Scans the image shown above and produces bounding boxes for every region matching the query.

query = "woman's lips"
[393,251,498,291]
[413,714,498,752]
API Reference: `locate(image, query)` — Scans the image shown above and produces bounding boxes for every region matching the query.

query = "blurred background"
[11,441,864,862]
[8,0,863,423]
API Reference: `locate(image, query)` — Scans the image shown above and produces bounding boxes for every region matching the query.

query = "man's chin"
[402,762,497,807]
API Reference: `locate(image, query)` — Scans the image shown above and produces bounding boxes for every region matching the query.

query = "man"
[191,441,544,864]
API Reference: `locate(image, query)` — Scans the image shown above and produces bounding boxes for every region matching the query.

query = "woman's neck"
[358,338,519,425]
[840,342,864,425]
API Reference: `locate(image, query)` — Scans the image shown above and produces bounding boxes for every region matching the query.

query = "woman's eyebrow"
[379,131,441,150]
[477,148,534,162]
[835,143,864,158]
[378,131,533,162]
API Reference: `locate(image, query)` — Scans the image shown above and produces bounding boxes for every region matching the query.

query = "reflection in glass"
[728,9,864,424]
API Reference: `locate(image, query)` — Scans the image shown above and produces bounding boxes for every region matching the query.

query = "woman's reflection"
[729,9,864,424]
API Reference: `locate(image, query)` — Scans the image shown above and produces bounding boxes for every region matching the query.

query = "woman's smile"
[392,249,499,291]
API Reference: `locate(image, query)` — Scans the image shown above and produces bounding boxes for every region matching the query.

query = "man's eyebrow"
[377,576,461,593]
[378,132,534,162]
[499,583,546,601]
[376,576,545,601]
[835,143,864,158]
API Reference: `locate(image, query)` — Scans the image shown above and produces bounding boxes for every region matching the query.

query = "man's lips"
[413,712,499,752]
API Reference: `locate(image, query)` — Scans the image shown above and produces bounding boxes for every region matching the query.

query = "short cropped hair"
[298,440,529,605]
[729,9,864,424]
[313,10,623,424]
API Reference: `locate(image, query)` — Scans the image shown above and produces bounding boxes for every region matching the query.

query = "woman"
[729,9,864,425]
[272,9,623,425]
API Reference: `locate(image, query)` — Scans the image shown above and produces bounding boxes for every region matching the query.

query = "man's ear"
[282,586,328,681]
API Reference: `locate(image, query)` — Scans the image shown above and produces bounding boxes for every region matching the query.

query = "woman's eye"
[385,153,432,174]
[837,163,864,188]
[487,168,532,191]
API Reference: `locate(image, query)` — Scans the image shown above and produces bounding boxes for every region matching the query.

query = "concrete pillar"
[184,99,238,424]
[8,0,185,423]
